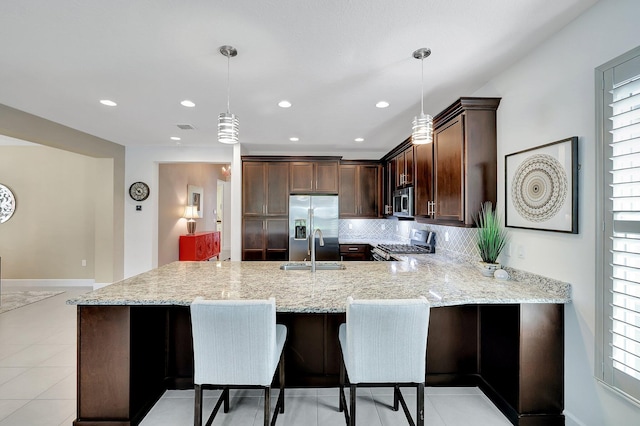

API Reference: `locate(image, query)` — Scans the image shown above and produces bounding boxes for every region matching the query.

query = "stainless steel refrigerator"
[289,195,339,261]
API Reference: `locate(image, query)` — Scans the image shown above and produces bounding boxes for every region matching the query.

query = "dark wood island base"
[74,303,564,426]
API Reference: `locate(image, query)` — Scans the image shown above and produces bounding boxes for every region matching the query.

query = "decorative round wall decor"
[511,153,568,223]
[129,181,150,201]
[0,183,16,224]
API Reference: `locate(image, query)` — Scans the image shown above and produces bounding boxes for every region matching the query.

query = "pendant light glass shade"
[412,112,433,144]
[218,112,239,144]
[411,47,432,145]
[218,45,239,144]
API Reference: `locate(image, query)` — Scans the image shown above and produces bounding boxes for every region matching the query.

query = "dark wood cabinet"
[414,97,500,226]
[414,142,433,217]
[339,162,381,218]
[242,160,289,261]
[242,217,288,261]
[242,161,289,216]
[384,158,396,215]
[290,161,339,194]
[339,244,371,261]
[394,146,414,188]
[434,116,464,222]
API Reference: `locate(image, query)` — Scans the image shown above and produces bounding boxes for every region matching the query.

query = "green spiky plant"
[474,201,508,264]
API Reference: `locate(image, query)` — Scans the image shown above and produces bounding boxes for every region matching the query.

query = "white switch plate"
[348,223,352,229]
[81,260,87,267]
[505,243,512,257]
[445,231,449,242]
[381,223,385,230]
[517,245,525,259]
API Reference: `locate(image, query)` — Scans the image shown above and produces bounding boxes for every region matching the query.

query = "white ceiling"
[0,0,597,158]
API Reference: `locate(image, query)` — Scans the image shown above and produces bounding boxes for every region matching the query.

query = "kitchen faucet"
[310,228,324,272]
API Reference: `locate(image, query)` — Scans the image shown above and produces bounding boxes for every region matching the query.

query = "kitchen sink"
[280,262,346,271]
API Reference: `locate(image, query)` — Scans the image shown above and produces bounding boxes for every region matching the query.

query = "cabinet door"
[265,218,288,261]
[243,162,267,216]
[395,152,404,189]
[290,162,315,193]
[414,143,433,217]
[266,162,289,215]
[315,162,339,193]
[358,165,379,217]
[339,165,358,217]
[434,116,464,222]
[242,218,266,260]
[404,147,414,186]
[385,158,396,214]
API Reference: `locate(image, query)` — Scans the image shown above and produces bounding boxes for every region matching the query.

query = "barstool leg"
[279,351,285,413]
[194,384,202,426]
[264,387,271,426]
[349,384,357,426]
[393,384,400,411]
[417,383,425,426]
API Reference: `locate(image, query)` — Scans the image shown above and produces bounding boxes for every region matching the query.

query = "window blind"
[606,65,640,400]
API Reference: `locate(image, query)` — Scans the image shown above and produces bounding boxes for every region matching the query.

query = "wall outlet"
[81,259,87,267]
[517,245,525,259]
[381,223,385,230]
[348,223,353,229]
[445,231,449,242]
[505,243,512,257]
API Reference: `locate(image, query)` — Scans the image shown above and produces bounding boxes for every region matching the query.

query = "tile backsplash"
[339,218,479,260]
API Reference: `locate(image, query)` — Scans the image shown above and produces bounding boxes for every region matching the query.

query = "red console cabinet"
[179,231,220,261]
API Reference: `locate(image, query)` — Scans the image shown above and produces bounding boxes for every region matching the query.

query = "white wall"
[473,0,640,424]
[124,145,233,278]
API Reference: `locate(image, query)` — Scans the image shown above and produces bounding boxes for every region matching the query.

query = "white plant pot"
[479,261,500,277]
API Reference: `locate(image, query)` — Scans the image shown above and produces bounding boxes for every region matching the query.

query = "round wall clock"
[0,183,16,224]
[129,181,150,201]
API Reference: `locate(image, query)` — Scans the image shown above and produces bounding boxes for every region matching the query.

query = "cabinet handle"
[349,247,358,251]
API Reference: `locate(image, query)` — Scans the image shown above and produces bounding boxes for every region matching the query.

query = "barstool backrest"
[191,297,277,386]
[344,296,430,383]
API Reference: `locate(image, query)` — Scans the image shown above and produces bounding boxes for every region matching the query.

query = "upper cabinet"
[339,162,381,218]
[394,146,414,189]
[415,97,501,226]
[290,161,339,194]
[242,161,290,216]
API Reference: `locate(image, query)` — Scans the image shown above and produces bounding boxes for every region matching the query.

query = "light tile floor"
[0,286,512,426]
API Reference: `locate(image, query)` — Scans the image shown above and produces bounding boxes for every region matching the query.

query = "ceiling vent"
[176,124,195,130]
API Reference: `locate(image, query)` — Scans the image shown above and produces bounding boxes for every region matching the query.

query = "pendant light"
[411,48,433,145]
[218,45,239,144]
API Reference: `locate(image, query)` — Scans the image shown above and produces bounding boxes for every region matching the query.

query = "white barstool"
[338,296,430,426]
[190,297,287,426]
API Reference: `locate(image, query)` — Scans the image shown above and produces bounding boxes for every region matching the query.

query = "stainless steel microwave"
[393,187,414,218]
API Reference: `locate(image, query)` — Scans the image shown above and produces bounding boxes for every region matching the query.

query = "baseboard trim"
[2,278,95,288]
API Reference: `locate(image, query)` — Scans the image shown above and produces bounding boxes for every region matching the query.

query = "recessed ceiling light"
[100,99,117,107]
[278,100,292,108]
[289,137,299,142]
[354,138,364,143]
[170,136,181,141]
[376,101,389,108]
[181,100,196,107]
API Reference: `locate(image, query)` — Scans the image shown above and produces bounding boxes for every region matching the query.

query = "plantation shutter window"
[599,49,640,403]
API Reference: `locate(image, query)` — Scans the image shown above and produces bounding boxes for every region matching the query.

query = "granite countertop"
[67,254,571,313]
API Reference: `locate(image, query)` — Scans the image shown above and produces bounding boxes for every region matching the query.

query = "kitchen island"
[69,255,570,426]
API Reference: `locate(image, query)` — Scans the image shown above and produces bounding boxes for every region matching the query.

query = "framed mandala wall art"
[0,183,16,224]
[505,137,578,233]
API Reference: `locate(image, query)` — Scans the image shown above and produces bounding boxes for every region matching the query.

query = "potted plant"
[474,201,508,277]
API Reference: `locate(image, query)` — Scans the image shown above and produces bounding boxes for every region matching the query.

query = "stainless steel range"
[372,229,435,261]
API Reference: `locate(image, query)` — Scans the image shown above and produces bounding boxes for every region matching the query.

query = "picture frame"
[187,185,204,218]
[505,136,578,233]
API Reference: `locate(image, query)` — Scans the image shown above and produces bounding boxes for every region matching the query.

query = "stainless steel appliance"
[393,187,414,218]
[372,229,435,261]
[289,195,339,261]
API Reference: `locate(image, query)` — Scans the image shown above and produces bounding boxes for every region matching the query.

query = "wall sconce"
[183,205,200,234]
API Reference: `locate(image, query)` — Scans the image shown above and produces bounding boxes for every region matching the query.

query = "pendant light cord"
[420,57,424,116]
[226,52,231,114]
